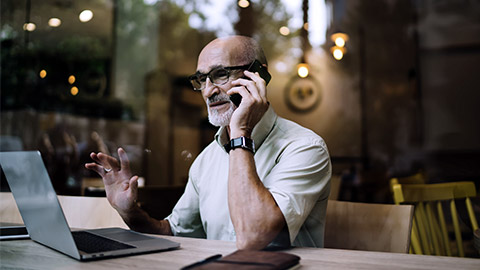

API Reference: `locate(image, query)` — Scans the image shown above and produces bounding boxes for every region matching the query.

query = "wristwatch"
[224,136,255,154]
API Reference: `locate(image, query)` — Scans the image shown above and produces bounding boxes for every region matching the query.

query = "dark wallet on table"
[186,250,300,270]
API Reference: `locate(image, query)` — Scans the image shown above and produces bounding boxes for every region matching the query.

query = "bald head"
[197,35,267,73]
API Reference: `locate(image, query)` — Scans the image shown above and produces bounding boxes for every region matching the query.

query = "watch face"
[284,76,321,113]
[224,137,255,153]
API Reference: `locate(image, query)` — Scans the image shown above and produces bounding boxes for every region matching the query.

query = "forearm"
[119,205,173,236]
[228,148,285,250]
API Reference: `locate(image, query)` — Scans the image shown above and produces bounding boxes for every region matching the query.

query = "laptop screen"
[0,151,80,258]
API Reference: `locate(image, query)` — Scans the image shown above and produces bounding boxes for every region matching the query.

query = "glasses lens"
[190,74,206,90]
[211,68,230,85]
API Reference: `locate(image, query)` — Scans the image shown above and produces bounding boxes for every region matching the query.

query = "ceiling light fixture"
[279,26,290,36]
[238,0,250,8]
[23,23,36,32]
[48,18,62,27]
[79,10,93,22]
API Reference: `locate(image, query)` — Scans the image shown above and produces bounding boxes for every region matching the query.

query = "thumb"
[129,175,139,199]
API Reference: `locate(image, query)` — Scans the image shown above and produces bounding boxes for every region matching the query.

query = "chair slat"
[437,201,452,256]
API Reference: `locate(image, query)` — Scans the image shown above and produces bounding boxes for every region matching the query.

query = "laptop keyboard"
[72,231,135,254]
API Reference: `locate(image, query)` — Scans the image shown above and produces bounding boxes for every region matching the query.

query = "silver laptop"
[0,151,180,261]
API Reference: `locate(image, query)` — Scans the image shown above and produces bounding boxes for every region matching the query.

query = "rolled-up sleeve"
[165,177,206,238]
[263,138,331,244]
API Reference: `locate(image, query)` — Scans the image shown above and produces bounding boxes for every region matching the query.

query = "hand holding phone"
[230,60,271,106]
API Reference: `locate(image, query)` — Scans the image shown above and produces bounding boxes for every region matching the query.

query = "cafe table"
[1,234,479,269]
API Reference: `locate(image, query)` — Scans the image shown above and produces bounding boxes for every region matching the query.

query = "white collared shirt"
[166,106,331,247]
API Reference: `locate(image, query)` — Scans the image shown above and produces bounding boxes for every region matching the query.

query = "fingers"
[85,162,106,177]
[230,71,267,104]
[129,176,139,197]
[228,84,264,107]
[244,70,267,98]
[89,151,114,168]
[90,152,101,163]
[97,152,120,171]
[87,148,125,175]
[118,148,130,171]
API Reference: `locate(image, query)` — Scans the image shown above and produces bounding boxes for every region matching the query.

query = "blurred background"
[1,0,479,208]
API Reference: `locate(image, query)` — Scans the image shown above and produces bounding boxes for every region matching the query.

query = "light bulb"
[23,23,36,32]
[333,49,344,60]
[279,26,290,36]
[79,10,93,22]
[48,18,62,27]
[297,63,309,78]
[68,75,76,84]
[71,86,79,96]
[335,37,345,47]
[238,0,249,8]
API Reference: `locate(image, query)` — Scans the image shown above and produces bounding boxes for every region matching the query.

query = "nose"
[202,77,218,98]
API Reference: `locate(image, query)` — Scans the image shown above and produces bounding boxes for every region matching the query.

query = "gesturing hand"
[85,148,138,214]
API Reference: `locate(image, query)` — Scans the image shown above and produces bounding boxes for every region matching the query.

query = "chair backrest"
[324,200,414,253]
[328,174,342,200]
[0,192,127,229]
[389,172,426,194]
[391,181,479,257]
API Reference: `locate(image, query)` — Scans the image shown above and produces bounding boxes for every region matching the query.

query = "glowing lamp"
[297,63,309,78]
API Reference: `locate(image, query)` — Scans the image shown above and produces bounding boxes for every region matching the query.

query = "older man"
[86,35,331,250]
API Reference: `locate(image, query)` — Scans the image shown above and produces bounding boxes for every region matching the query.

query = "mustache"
[207,93,231,105]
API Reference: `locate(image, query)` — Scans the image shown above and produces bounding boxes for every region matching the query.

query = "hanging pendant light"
[330,31,349,61]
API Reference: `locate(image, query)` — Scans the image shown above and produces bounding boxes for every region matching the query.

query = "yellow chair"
[389,171,426,193]
[394,171,426,183]
[391,181,479,257]
[389,173,426,254]
[324,200,414,253]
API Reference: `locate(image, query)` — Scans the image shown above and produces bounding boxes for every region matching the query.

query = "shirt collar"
[215,105,277,153]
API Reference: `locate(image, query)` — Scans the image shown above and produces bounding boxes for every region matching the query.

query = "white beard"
[208,103,235,127]
[207,93,236,127]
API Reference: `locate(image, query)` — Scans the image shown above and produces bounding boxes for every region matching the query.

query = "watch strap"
[224,136,255,154]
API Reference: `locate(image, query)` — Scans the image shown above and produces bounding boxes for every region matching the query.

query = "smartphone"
[230,60,272,106]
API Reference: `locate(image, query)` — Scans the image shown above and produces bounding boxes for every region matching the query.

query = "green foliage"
[248,0,296,62]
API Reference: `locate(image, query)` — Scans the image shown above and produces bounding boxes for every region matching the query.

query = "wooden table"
[1,235,479,269]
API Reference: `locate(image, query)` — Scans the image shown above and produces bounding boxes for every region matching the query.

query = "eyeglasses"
[188,62,254,91]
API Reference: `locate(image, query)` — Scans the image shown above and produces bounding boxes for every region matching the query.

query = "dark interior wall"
[321,0,419,175]
[418,0,480,152]
[417,0,480,181]
[320,0,480,202]
[422,50,480,151]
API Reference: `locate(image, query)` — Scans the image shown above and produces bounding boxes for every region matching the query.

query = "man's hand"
[228,70,269,138]
[85,148,138,215]
[85,148,173,235]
